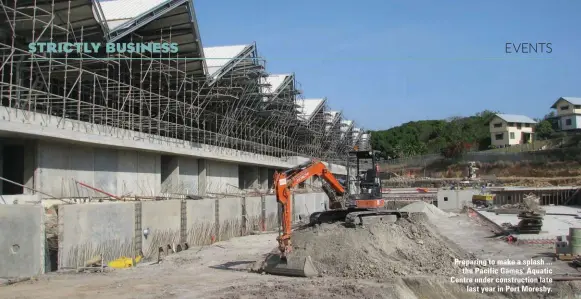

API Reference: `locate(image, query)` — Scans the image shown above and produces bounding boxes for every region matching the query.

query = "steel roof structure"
[0,0,368,165]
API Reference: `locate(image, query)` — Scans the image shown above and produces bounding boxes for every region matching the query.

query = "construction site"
[2,0,581,298]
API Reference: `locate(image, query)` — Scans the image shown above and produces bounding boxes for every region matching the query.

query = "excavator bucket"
[251,252,319,277]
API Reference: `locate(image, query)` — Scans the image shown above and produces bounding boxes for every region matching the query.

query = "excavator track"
[344,210,409,226]
[309,209,409,227]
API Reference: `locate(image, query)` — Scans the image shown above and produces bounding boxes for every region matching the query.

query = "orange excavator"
[254,150,408,277]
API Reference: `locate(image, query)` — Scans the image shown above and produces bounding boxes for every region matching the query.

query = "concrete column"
[198,159,207,196]
[259,167,269,190]
[249,166,259,189]
[22,140,36,194]
[267,168,275,190]
[0,144,3,194]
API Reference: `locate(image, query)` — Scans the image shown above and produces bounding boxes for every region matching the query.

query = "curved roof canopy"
[203,44,261,84]
[296,98,325,123]
[339,120,354,139]
[97,0,205,77]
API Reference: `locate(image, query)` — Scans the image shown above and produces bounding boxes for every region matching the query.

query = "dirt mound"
[213,277,489,299]
[215,277,581,299]
[290,216,471,280]
[400,201,452,220]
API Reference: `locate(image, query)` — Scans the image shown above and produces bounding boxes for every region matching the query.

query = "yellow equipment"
[107,255,142,268]
[472,194,494,207]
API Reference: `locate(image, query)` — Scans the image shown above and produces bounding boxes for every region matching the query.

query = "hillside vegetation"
[370,110,556,159]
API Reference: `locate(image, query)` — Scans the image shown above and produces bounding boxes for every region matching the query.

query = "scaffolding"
[0,0,368,165]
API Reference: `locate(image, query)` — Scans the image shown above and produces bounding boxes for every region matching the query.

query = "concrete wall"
[0,107,350,177]
[178,157,199,195]
[437,189,477,211]
[206,160,239,194]
[217,197,243,240]
[140,200,182,258]
[185,199,215,246]
[0,194,41,205]
[58,202,136,269]
[293,193,328,222]
[37,141,161,198]
[264,195,279,230]
[245,196,263,233]
[160,156,199,195]
[0,205,45,278]
[559,115,581,131]
[554,98,581,116]
[38,192,328,270]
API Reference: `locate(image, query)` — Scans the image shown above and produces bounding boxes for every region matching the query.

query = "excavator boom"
[253,158,408,278]
[274,160,345,257]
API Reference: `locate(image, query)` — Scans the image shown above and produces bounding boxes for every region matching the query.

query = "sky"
[193,0,581,130]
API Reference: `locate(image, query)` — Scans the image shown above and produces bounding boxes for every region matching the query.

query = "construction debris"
[516,211,544,234]
[515,193,544,234]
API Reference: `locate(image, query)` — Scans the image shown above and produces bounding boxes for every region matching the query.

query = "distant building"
[550,97,581,131]
[488,114,537,147]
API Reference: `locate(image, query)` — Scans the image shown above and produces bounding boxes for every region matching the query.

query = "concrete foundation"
[217,197,243,240]
[245,196,263,232]
[58,202,136,269]
[477,205,581,241]
[140,200,182,258]
[264,195,279,230]
[185,199,216,246]
[437,189,477,211]
[0,205,45,278]
[0,192,329,272]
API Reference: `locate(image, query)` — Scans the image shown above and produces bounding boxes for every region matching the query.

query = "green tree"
[370,110,495,159]
[535,120,554,140]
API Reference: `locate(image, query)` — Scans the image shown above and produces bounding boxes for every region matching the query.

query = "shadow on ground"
[209,261,255,272]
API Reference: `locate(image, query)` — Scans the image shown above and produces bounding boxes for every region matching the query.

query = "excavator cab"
[346,150,384,209]
[347,150,382,199]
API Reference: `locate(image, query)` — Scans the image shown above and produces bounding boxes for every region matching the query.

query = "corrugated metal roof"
[260,74,289,94]
[296,98,325,121]
[495,113,537,124]
[203,45,250,78]
[339,120,354,139]
[99,0,170,30]
[562,97,581,104]
[551,97,581,108]
[324,111,341,132]
[324,111,340,123]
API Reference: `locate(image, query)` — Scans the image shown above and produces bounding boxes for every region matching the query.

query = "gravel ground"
[1,205,581,299]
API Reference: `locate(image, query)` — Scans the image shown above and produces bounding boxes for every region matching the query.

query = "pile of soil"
[290,215,472,280]
[214,277,493,299]
[400,201,452,220]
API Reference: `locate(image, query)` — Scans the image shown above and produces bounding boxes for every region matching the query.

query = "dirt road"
[1,234,289,299]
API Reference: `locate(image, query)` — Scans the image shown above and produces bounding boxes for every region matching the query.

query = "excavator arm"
[274,160,345,258]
